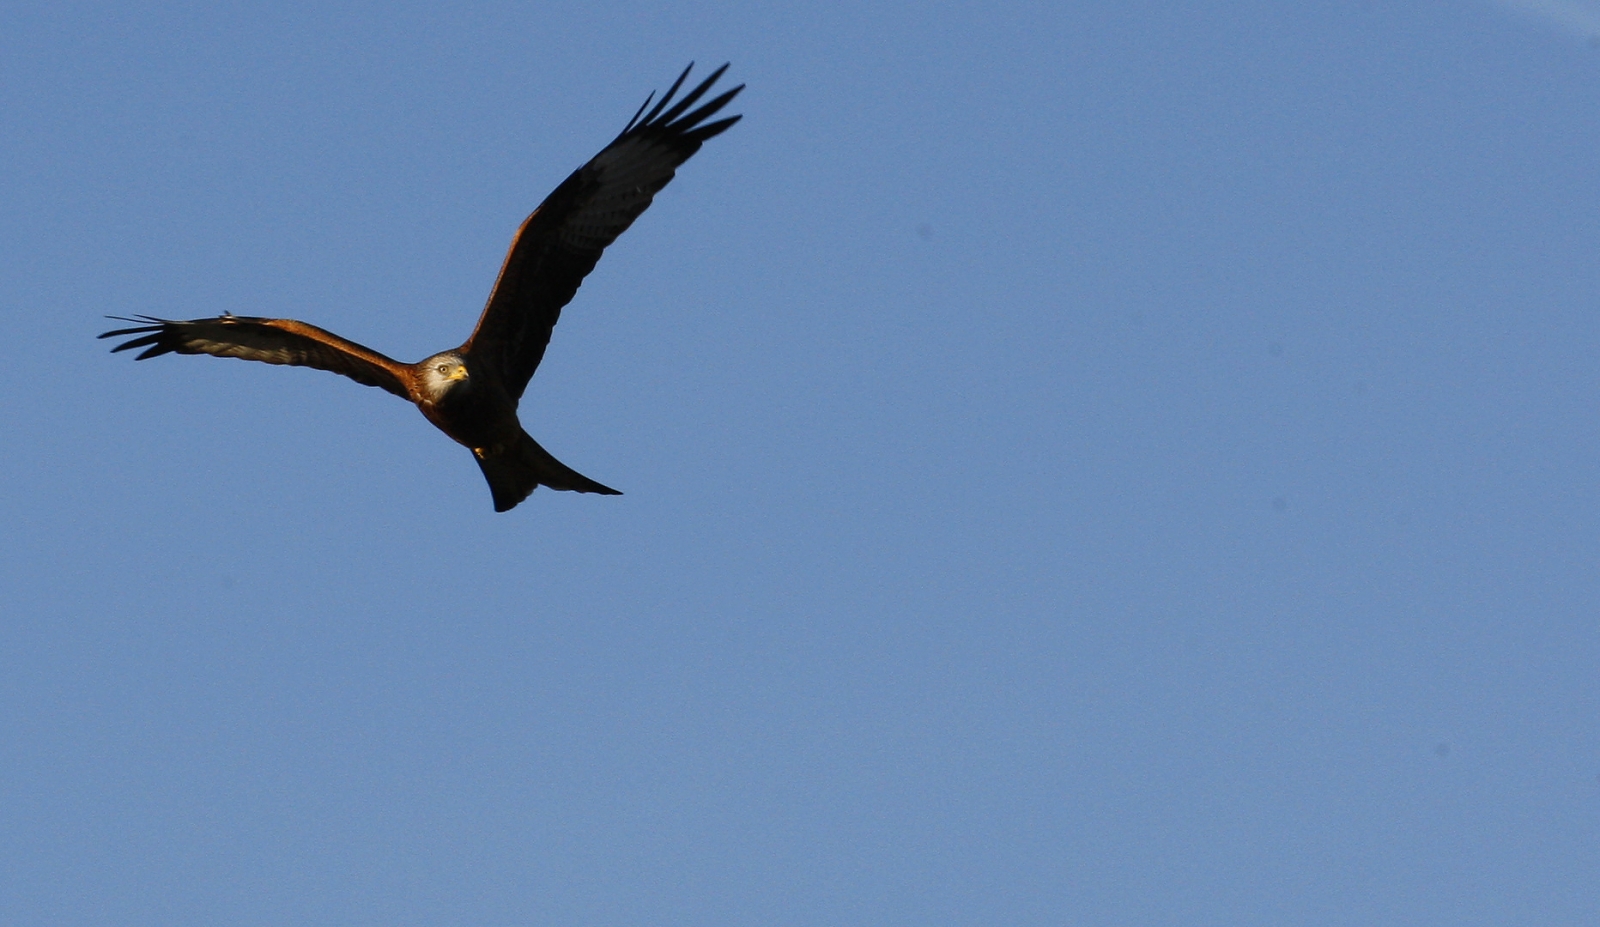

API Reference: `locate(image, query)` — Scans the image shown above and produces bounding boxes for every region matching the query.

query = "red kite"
[102,64,742,512]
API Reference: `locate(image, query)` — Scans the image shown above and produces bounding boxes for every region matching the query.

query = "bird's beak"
[449,365,469,381]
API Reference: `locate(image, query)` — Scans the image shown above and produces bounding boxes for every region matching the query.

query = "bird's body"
[102,64,742,511]
[416,352,516,451]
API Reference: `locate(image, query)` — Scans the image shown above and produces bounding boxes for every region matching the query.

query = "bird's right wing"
[100,315,413,399]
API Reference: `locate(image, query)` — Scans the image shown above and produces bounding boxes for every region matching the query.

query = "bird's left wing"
[100,315,413,398]
[460,63,743,400]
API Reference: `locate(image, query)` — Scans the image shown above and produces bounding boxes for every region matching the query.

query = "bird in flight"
[102,64,742,512]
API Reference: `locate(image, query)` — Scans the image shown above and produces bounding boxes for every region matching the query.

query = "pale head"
[419,351,470,400]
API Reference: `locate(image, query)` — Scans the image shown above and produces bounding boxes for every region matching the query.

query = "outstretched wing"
[100,314,413,399]
[461,62,743,399]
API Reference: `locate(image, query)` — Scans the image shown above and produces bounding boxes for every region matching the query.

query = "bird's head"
[420,352,471,399]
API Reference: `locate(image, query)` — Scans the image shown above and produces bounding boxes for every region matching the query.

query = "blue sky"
[4,2,1599,924]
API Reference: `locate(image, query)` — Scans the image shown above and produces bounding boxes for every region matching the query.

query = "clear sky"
[4,2,1599,924]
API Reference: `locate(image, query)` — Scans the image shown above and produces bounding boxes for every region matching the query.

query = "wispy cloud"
[1494,0,1600,39]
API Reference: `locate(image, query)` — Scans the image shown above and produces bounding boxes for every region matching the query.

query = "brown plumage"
[101,63,742,512]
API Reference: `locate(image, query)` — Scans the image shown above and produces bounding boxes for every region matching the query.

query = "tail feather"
[473,430,621,512]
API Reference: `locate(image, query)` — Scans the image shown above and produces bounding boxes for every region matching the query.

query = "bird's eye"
[437,364,449,374]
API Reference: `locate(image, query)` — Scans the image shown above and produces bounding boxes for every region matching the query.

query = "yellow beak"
[449,365,468,381]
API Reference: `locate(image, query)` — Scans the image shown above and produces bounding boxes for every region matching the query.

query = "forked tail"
[473,430,621,512]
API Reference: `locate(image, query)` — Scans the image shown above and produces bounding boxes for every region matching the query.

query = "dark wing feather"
[99,314,412,398]
[461,62,743,399]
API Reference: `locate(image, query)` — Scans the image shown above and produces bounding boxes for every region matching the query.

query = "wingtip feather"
[679,86,743,133]
[656,62,731,125]
[107,333,156,351]
[622,91,656,134]
[639,62,695,127]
